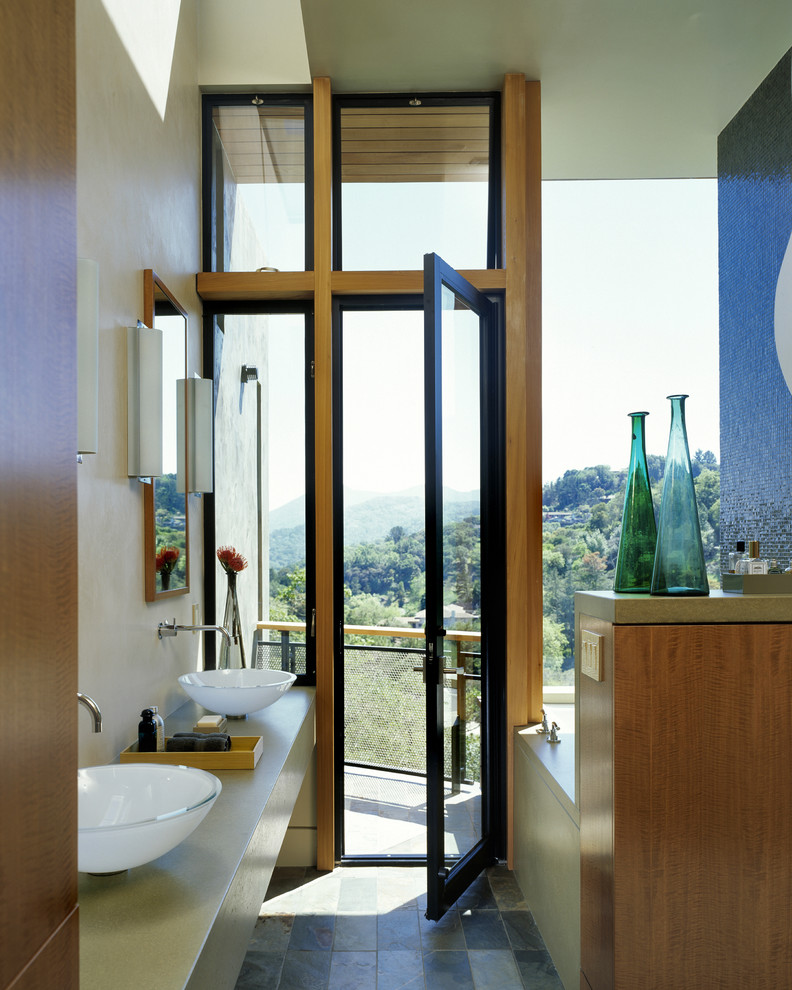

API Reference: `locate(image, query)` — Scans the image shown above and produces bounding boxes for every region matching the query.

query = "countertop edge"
[575,589,792,624]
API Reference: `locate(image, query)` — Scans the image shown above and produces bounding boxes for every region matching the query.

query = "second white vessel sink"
[178,667,297,717]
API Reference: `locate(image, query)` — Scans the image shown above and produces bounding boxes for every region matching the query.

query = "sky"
[541,178,719,484]
[259,177,720,507]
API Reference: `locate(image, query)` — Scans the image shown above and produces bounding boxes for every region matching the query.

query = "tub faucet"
[77,692,103,733]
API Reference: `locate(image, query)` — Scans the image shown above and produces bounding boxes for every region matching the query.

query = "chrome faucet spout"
[77,692,103,733]
[157,619,232,649]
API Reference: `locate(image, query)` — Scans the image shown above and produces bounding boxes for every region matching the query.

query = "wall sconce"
[177,376,213,493]
[127,323,163,479]
[77,258,99,455]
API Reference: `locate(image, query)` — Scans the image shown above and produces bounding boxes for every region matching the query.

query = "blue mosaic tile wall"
[718,48,792,572]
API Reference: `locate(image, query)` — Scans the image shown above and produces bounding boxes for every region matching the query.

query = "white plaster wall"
[76,0,203,765]
[214,313,269,661]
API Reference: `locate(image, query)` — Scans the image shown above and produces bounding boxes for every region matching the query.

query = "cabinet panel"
[582,621,792,989]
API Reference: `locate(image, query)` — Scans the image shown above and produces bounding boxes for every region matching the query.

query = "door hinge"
[310,359,315,379]
[310,608,316,637]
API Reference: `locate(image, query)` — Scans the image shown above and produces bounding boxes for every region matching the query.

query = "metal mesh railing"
[255,622,483,783]
[255,636,308,676]
[343,643,426,775]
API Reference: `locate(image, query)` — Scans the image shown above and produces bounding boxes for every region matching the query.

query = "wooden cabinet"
[578,593,792,990]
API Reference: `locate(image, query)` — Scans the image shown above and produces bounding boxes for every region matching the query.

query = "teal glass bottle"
[614,411,657,593]
[650,394,709,596]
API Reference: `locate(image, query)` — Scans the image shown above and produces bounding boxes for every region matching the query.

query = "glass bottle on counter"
[650,394,709,596]
[614,411,657,593]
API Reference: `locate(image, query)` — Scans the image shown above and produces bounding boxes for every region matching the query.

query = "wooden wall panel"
[0,2,78,988]
[502,74,543,865]
[312,76,336,871]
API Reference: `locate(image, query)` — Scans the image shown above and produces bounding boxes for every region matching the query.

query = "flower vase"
[160,571,170,591]
[650,394,709,596]
[614,411,657,593]
[219,571,247,668]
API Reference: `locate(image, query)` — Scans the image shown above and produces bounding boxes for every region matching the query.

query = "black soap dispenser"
[138,709,157,752]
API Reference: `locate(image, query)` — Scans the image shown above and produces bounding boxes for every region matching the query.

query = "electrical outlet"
[581,629,603,681]
[192,603,201,631]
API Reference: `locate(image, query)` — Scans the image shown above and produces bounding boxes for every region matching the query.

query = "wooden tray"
[119,735,263,769]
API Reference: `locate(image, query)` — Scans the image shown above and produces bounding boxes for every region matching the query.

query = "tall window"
[335,96,500,271]
[203,97,312,273]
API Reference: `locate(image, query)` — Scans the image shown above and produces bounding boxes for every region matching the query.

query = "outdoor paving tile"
[278,949,332,989]
[459,909,511,950]
[421,949,474,989]
[376,949,425,990]
[467,949,524,990]
[333,913,378,950]
[512,948,565,989]
[328,950,378,990]
[289,912,336,950]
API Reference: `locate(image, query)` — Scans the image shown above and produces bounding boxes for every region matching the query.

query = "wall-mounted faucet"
[77,692,103,733]
[158,618,232,652]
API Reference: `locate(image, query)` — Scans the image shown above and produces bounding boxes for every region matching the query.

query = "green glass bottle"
[650,394,709,596]
[614,411,657,593]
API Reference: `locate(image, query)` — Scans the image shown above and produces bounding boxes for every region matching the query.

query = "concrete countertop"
[79,686,315,990]
[575,589,792,625]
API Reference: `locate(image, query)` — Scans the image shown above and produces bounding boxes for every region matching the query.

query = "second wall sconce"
[177,376,214,493]
[127,323,163,479]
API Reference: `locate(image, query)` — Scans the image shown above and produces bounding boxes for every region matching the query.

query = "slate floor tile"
[467,948,524,990]
[328,950,378,990]
[289,913,335,950]
[421,949,475,989]
[278,949,332,989]
[376,949,425,990]
[459,909,511,950]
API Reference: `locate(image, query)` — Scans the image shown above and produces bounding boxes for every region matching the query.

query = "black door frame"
[423,252,506,920]
[331,286,506,892]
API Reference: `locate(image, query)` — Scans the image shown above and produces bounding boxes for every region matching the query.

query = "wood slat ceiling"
[213,103,490,184]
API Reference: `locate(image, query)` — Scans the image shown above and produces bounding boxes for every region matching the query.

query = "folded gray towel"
[166,732,231,753]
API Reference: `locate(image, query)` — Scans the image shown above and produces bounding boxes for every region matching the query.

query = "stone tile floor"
[235,864,564,989]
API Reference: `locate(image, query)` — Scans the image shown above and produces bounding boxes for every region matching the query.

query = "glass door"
[424,253,502,921]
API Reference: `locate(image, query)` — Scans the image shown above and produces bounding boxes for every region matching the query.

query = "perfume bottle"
[742,540,768,575]
[728,540,746,574]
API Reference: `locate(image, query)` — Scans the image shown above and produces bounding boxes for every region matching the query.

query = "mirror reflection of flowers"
[155,545,180,590]
[216,546,247,668]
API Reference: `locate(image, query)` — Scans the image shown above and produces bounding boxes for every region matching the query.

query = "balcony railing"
[256,620,481,790]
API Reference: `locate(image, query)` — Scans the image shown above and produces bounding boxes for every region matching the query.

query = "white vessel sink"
[78,763,221,874]
[178,668,297,717]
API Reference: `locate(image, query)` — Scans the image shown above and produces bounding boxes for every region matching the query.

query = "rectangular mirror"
[143,270,189,601]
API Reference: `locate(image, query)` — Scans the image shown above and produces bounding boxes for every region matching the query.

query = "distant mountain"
[269,486,480,570]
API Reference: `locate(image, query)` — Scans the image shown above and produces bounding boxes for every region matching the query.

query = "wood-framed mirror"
[143,270,189,601]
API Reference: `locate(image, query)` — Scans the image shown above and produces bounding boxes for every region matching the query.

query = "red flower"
[217,545,248,573]
[156,545,180,574]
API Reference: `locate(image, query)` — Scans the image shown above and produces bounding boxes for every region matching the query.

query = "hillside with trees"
[542,450,720,684]
[267,451,720,687]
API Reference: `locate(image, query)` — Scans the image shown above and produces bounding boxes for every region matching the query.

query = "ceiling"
[198,0,792,180]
